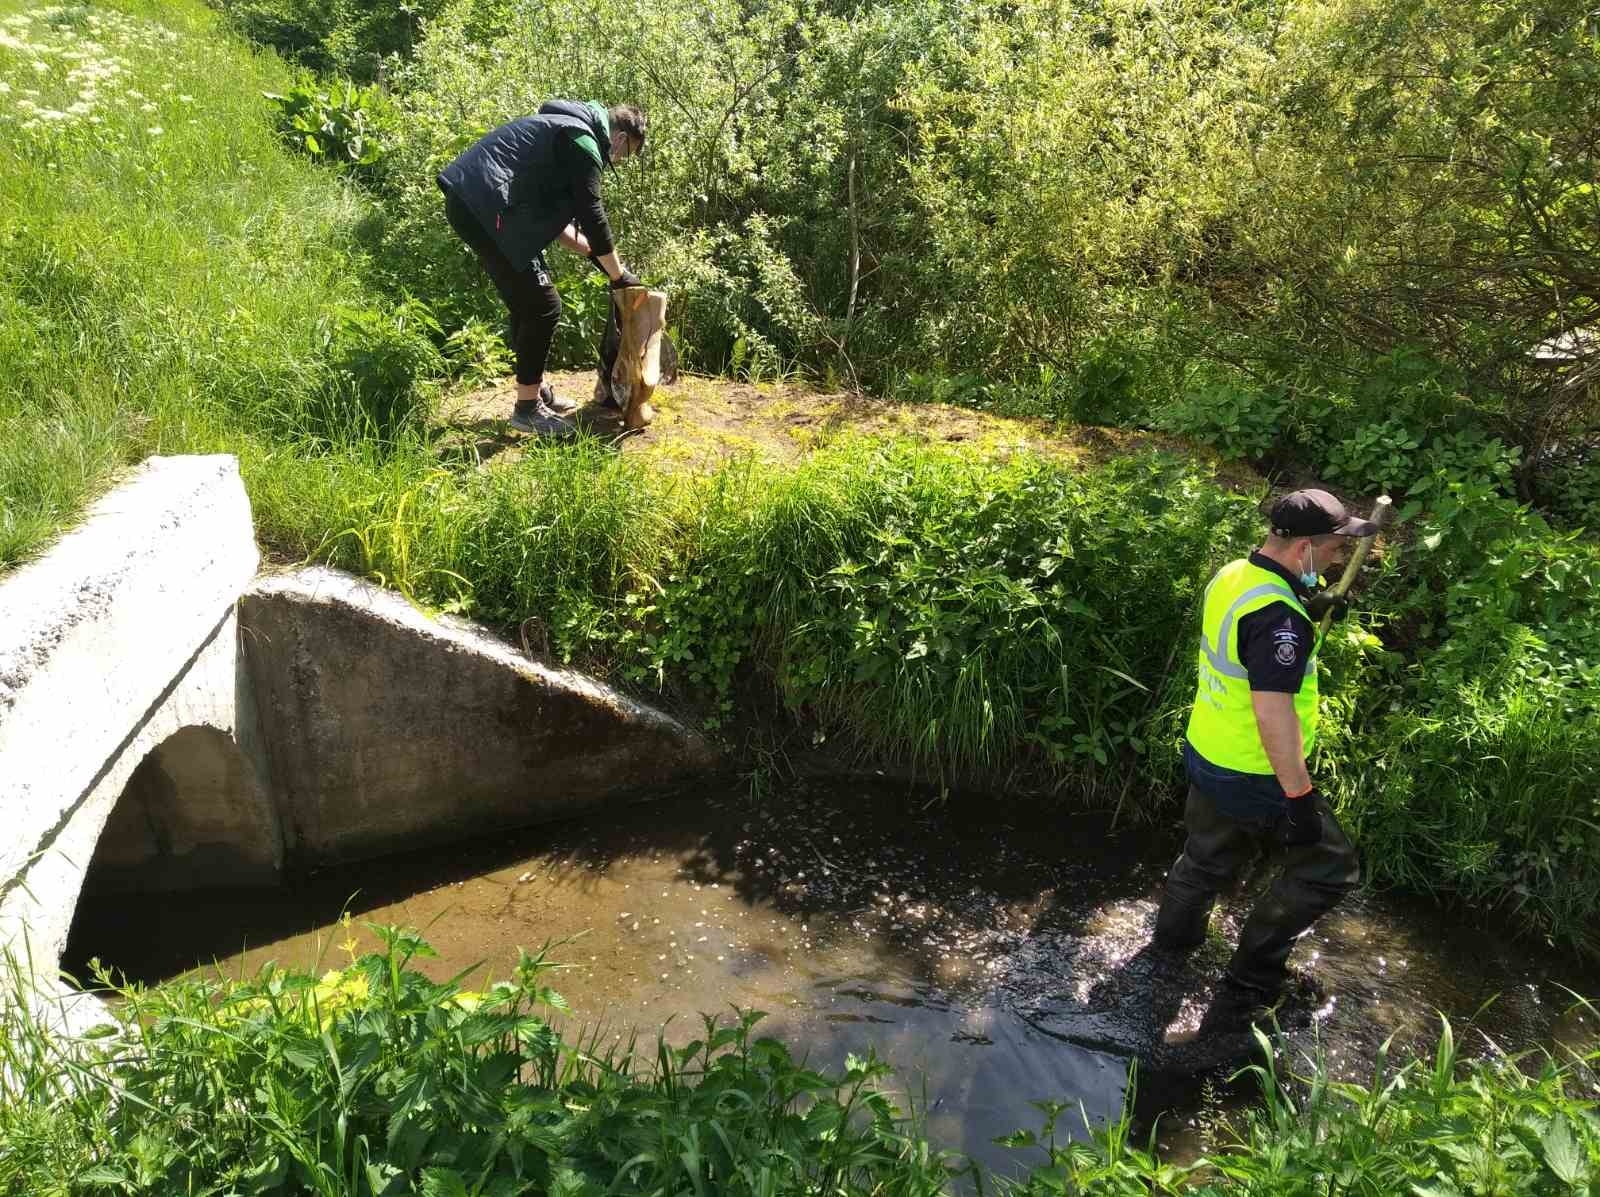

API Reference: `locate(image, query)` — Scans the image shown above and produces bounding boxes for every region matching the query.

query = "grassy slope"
[0,0,381,564]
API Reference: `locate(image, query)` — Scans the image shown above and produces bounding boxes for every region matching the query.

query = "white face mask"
[1299,543,1319,589]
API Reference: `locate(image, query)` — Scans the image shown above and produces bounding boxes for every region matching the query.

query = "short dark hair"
[609,104,647,146]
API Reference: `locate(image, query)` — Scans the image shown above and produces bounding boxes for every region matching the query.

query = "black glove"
[610,269,643,289]
[1305,592,1350,623]
[1280,789,1323,847]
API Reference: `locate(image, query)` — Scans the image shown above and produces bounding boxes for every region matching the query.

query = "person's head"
[608,104,647,163]
[1260,489,1378,586]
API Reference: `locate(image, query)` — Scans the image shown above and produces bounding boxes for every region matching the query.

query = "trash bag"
[596,299,678,410]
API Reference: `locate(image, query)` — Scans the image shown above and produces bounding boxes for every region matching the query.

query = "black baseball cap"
[1267,489,1379,538]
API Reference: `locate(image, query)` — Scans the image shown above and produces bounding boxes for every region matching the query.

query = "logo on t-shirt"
[1273,628,1300,667]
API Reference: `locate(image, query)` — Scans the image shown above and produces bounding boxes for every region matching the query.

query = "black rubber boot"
[1153,881,1213,953]
[1224,892,1299,998]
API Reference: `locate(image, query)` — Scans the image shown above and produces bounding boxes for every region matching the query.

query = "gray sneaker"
[537,382,579,416]
[508,407,576,439]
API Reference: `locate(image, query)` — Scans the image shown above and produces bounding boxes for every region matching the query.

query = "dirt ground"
[431,369,1235,477]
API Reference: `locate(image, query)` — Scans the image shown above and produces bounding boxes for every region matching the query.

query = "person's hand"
[1306,592,1350,623]
[610,269,643,289]
[1280,789,1322,847]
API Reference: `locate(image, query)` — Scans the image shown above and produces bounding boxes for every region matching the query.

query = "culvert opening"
[62,725,283,983]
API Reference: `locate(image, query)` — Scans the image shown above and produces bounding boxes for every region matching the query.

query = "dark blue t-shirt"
[1186,552,1315,819]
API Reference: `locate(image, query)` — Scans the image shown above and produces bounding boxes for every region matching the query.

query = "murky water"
[65,780,1600,1178]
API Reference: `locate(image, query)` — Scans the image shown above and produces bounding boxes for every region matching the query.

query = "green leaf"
[421,1167,471,1197]
[77,1166,130,1185]
[1542,1113,1584,1185]
[1411,1181,1463,1197]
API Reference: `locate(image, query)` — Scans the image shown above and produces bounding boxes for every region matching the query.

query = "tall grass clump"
[999,1014,1600,1194]
[0,931,950,1195]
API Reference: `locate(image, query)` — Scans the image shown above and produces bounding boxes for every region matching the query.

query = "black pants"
[1155,786,1360,994]
[443,190,560,386]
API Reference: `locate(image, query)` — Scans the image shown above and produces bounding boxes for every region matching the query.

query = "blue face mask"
[1299,544,1319,589]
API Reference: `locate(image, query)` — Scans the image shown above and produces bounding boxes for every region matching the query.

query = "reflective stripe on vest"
[1185,559,1319,775]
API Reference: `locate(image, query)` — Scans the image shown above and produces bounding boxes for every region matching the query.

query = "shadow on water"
[64,777,1600,1180]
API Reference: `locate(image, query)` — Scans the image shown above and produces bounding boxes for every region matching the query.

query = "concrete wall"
[0,456,266,970]
[1,455,718,981]
[241,568,718,865]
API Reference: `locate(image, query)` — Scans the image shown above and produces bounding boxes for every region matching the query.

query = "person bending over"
[438,99,645,436]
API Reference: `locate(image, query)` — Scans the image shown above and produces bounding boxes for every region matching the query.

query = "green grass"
[4,937,1596,1195]
[0,932,951,1194]
[0,0,433,565]
[1000,1016,1600,1194]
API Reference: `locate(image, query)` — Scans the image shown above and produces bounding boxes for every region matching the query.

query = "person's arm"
[1250,692,1312,797]
[553,222,628,279]
[556,223,591,257]
[1237,601,1315,797]
[556,139,620,270]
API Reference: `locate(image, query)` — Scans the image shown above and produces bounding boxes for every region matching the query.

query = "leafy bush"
[1324,419,1424,492]
[321,297,444,442]
[215,0,448,81]
[1537,442,1600,530]
[1325,419,1521,500]
[441,317,513,386]
[0,932,948,1194]
[1157,383,1290,462]
[264,77,394,173]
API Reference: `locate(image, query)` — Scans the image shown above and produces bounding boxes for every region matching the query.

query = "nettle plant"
[264,77,391,171]
[1158,382,1291,461]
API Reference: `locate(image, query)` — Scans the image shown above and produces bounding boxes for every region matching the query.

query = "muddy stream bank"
[65,780,1600,1179]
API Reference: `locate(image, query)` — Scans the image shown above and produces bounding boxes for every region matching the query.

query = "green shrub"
[1324,418,1424,492]
[263,77,395,174]
[1538,447,1600,531]
[0,933,949,1194]
[1326,419,1521,500]
[1157,383,1290,462]
[1002,1016,1600,1194]
[215,0,448,81]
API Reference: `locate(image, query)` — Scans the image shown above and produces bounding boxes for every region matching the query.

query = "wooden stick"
[1318,494,1394,636]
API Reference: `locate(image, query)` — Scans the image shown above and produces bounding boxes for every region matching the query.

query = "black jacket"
[437,99,615,269]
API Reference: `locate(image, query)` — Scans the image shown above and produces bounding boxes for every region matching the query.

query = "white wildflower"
[0,81,10,94]
[178,94,193,103]
[146,125,162,135]
[140,101,155,113]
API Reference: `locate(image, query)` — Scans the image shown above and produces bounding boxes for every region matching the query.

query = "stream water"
[65,779,1600,1179]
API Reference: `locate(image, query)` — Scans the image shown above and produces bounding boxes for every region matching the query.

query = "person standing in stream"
[438,99,646,437]
[1152,489,1373,1023]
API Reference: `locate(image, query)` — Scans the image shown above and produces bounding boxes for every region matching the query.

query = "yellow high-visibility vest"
[1185,559,1318,773]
